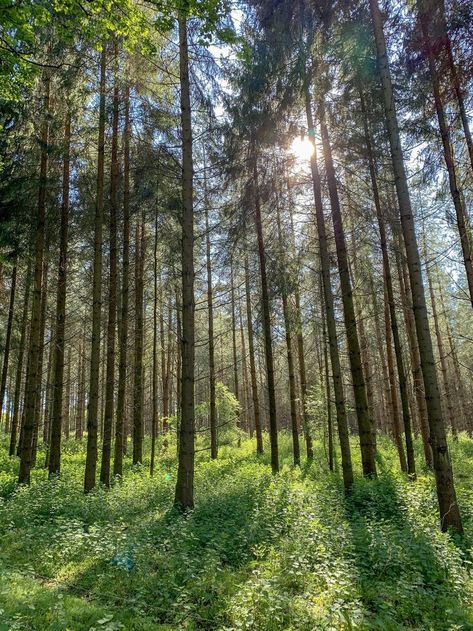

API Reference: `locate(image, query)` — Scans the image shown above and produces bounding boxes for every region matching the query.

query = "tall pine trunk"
[84,48,106,492]
[369,0,462,531]
[318,97,376,477]
[49,109,71,476]
[304,83,353,491]
[18,72,50,484]
[251,143,278,473]
[100,45,119,486]
[174,12,195,510]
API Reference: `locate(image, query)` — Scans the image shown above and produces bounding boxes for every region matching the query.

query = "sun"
[290,136,314,161]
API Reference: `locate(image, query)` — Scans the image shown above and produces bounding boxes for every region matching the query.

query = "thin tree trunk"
[100,46,119,486]
[318,96,376,476]
[287,194,313,459]
[251,144,279,472]
[49,109,71,476]
[418,0,473,306]
[426,261,457,437]
[244,255,263,453]
[205,199,217,459]
[359,89,415,476]
[10,263,31,456]
[18,72,50,484]
[304,83,353,491]
[369,0,462,531]
[132,222,145,465]
[276,202,300,466]
[114,81,130,477]
[174,12,195,509]
[151,213,159,476]
[84,48,106,493]
[0,262,17,417]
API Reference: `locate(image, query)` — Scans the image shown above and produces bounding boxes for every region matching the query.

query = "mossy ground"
[1,434,473,630]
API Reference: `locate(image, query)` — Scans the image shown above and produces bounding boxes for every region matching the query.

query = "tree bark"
[251,143,279,473]
[174,12,195,510]
[18,72,50,484]
[100,45,119,486]
[84,47,106,493]
[0,262,17,420]
[304,84,353,491]
[318,97,376,477]
[48,109,71,476]
[369,0,462,531]
[244,255,263,453]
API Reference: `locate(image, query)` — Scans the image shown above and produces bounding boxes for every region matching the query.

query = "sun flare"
[290,136,314,161]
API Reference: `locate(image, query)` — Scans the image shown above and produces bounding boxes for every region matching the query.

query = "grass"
[1,433,473,630]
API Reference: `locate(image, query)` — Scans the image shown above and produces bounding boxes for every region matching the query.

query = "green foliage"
[197,381,241,450]
[1,435,473,629]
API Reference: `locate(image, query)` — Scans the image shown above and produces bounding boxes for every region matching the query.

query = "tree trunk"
[84,48,106,493]
[0,262,17,417]
[276,202,300,466]
[318,96,376,477]
[251,144,278,473]
[10,263,31,456]
[418,0,473,307]
[49,109,71,476]
[304,84,353,491]
[205,198,217,459]
[18,72,50,484]
[369,0,462,531]
[244,255,263,453]
[359,89,415,476]
[100,46,119,486]
[287,194,313,459]
[132,221,145,465]
[114,81,130,476]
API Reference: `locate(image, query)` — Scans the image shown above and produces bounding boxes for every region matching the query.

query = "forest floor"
[1,435,473,630]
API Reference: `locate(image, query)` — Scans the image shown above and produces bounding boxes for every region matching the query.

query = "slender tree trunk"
[174,12,195,509]
[396,244,433,467]
[304,84,353,491]
[205,200,217,459]
[84,48,106,493]
[114,82,130,476]
[230,263,241,440]
[76,334,86,440]
[426,261,457,437]
[18,72,50,484]
[418,0,473,306]
[318,96,376,476]
[244,255,263,453]
[251,144,278,473]
[63,347,71,440]
[100,47,119,486]
[10,263,31,456]
[288,195,313,459]
[49,109,71,476]
[322,285,334,471]
[384,282,408,471]
[0,262,17,417]
[132,222,145,465]
[276,202,300,466]
[369,0,462,531]
[359,90,415,476]
[151,214,159,475]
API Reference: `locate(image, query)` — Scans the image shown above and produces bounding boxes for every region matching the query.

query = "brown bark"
[251,144,278,473]
[114,80,130,476]
[304,83,353,491]
[244,255,263,453]
[318,97,376,476]
[174,12,195,510]
[84,48,106,492]
[369,0,462,531]
[18,72,50,484]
